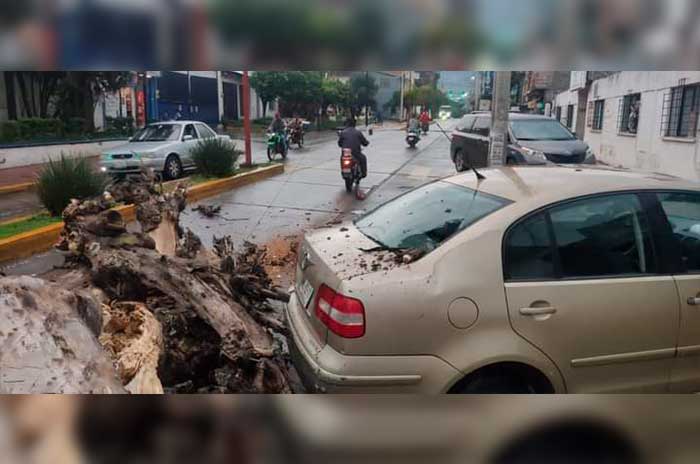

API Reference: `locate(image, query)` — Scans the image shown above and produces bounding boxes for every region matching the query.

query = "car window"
[510,119,575,141]
[549,194,654,278]
[472,116,490,137]
[657,192,700,272]
[456,115,475,132]
[195,123,216,138]
[138,124,180,142]
[183,124,198,139]
[504,213,555,281]
[355,181,511,254]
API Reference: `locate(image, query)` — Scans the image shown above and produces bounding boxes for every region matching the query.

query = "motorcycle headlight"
[521,147,547,162]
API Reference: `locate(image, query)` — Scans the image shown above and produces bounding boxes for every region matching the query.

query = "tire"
[267,146,273,161]
[408,141,416,148]
[344,177,353,193]
[163,154,182,180]
[282,144,288,159]
[455,373,536,394]
[454,150,468,172]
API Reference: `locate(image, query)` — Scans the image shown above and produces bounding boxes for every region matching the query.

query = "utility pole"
[242,71,252,166]
[365,71,369,127]
[489,71,511,167]
[399,72,405,121]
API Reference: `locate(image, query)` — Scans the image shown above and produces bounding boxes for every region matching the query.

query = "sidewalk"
[0,156,101,189]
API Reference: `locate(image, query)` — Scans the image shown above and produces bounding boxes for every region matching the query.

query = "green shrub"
[0,120,20,142]
[191,138,240,177]
[253,117,273,126]
[37,154,108,216]
[105,116,134,136]
[65,117,87,135]
[13,118,65,141]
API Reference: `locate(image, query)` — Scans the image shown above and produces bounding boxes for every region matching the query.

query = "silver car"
[99,121,229,179]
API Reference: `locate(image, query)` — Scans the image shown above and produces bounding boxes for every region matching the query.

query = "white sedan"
[100,121,230,179]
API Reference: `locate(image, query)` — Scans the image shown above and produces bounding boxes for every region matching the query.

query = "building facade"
[576,71,700,182]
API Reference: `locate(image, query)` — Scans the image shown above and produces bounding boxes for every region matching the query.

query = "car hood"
[103,141,174,155]
[518,139,589,156]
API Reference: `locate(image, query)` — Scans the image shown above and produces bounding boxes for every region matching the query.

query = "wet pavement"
[1,120,458,278]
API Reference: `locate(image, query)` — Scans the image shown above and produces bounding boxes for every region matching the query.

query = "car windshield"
[510,119,575,141]
[355,181,511,253]
[137,124,180,142]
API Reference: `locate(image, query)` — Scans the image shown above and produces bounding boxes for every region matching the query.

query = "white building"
[555,71,700,182]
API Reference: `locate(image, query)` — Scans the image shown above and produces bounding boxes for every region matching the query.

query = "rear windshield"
[355,181,511,253]
[510,119,574,141]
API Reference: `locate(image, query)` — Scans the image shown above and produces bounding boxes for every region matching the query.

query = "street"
[2,120,458,284]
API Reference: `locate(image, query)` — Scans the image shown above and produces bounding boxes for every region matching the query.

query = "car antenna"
[434,120,486,182]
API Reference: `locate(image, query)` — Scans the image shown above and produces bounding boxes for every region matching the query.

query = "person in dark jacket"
[269,112,288,150]
[338,118,369,178]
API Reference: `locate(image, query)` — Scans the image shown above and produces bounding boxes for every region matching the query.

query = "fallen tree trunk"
[0,276,125,393]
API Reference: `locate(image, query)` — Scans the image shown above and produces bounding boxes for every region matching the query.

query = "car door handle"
[519,306,557,316]
[687,297,700,306]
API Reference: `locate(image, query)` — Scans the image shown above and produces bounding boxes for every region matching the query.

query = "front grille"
[111,153,133,159]
[545,152,585,164]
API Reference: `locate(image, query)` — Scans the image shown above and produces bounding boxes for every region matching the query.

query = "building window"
[566,104,574,129]
[592,100,604,131]
[664,84,700,138]
[555,106,562,122]
[618,93,641,135]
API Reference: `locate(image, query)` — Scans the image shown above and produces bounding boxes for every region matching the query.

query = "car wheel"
[163,155,182,180]
[456,373,536,394]
[454,150,468,172]
[344,177,353,193]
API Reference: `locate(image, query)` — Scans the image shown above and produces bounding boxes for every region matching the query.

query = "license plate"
[296,279,315,312]
[113,160,127,169]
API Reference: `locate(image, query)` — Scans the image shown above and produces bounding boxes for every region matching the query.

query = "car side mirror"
[183,134,194,141]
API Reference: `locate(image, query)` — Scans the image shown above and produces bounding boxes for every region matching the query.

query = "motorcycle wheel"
[267,146,273,161]
[408,141,416,148]
[344,177,353,193]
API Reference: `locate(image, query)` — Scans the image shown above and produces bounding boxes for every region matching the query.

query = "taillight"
[341,158,352,167]
[315,284,365,338]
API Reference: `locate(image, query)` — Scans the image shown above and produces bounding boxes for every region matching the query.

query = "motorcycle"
[406,130,420,148]
[266,131,288,160]
[290,126,304,149]
[421,121,429,135]
[340,148,362,194]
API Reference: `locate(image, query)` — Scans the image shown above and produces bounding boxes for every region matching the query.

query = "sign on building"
[570,71,587,90]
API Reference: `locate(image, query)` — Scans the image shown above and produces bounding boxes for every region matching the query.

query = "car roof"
[147,120,206,125]
[444,165,700,208]
[467,112,554,120]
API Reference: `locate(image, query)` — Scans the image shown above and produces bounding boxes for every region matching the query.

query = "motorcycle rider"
[419,109,431,132]
[407,113,420,133]
[269,112,288,150]
[338,117,369,178]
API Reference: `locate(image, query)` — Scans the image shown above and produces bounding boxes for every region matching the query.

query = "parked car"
[450,112,595,171]
[287,165,700,393]
[99,121,230,179]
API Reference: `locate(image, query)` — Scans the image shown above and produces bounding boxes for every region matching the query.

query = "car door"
[181,123,199,166]
[503,193,679,392]
[451,115,474,163]
[469,116,491,168]
[655,191,700,392]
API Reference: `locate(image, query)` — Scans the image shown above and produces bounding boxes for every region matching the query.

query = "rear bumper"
[286,290,459,393]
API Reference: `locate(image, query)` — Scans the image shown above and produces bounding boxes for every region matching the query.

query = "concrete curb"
[0,163,284,264]
[0,182,35,195]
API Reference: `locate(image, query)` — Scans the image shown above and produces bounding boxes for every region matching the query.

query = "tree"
[404,85,449,116]
[55,72,129,130]
[350,73,378,123]
[276,72,323,119]
[321,78,351,119]
[249,71,286,118]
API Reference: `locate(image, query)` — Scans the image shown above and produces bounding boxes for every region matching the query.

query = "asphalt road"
[2,119,459,276]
